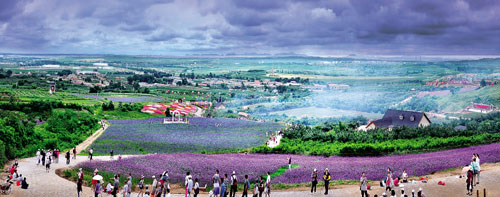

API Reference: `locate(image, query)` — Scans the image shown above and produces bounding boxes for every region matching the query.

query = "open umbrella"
[93,175,103,181]
[461,166,471,174]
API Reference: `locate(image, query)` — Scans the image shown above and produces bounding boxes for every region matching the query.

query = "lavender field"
[67,93,165,103]
[90,117,283,154]
[80,142,500,186]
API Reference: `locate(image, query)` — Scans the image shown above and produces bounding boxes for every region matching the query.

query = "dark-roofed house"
[366,109,431,130]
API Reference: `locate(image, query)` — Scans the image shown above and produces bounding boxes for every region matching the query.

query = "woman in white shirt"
[401,169,408,183]
[475,153,481,185]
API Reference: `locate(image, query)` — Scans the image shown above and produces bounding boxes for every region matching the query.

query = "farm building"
[465,103,497,113]
[366,109,431,130]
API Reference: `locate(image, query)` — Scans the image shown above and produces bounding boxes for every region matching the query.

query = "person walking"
[223,174,229,197]
[466,166,474,196]
[194,178,200,197]
[288,157,292,169]
[323,168,331,195]
[36,149,41,165]
[360,172,368,197]
[185,172,192,197]
[127,177,132,197]
[89,148,94,161]
[66,150,71,165]
[73,147,77,159]
[77,168,84,197]
[213,170,221,197]
[123,180,130,197]
[475,154,481,185]
[265,171,271,197]
[258,177,264,197]
[242,175,249,197]
[95,180,102,197]
[230,171,237,197]
[470,158,478,186]
[311,169,318,193]
[151,175,157,197]
[55,149,59,163]
[221,177,227,197]
[187,176,194,197]
[45,154,51,173]
[41,149,46,166]
[112,175,120,197]
[110,149,114,159]
[138,175,145,197]
[162,171,170,196]
[385,172,393,192]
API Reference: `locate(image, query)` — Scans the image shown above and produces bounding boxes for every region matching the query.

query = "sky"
[0,0,499,56]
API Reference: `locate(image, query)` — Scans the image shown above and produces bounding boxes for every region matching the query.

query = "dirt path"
[6,155,500,197]
[75,123,108,154]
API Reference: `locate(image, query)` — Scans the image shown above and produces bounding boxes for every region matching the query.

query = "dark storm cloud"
[146,32,181,42]
[0,0,499,55]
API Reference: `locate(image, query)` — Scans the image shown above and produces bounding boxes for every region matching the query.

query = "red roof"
[474,104,490,109]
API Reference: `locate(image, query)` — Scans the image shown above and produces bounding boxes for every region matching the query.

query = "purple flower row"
[80,142,500,185]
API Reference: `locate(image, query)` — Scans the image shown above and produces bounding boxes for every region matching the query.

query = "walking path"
[3,123,500,197]
[76,123,108,154]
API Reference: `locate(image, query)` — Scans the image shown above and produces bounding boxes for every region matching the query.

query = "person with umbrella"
[92,169,99,190]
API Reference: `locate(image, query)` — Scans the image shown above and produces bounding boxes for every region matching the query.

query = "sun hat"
[232,171,236,175]
[314,169,317,171]
[152,175,155,179]
[419,188,422,191]
[325,168,329,171]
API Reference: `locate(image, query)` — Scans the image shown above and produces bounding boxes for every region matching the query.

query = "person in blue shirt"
[221,178,227,197]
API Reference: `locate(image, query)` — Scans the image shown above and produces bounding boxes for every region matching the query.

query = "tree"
[480,79,487,87]
[6,70,12,77]
[89,86,101,93]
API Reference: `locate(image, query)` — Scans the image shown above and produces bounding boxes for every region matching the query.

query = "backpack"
[233,176,238,186]
[467,170,473,183]
[247,180,250,189]
[258,182,264,192]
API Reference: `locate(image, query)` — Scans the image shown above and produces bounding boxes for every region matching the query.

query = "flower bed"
[90,117,283,154]
[79,142,500,186]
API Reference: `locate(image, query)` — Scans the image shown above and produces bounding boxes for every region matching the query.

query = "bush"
[0,141,7,166]
[255,133,500,157]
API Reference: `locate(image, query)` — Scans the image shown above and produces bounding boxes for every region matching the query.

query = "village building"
[465,103,497,113]
[366,109,431,130]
